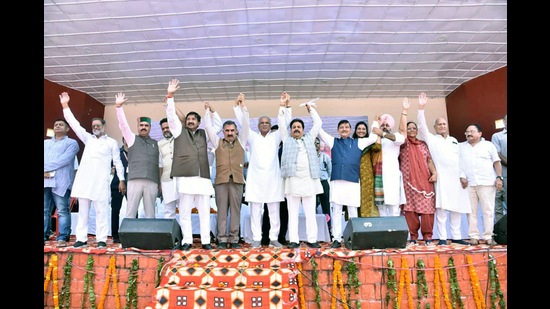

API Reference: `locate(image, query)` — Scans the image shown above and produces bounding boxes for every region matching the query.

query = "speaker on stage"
[343,216,408,250]
[493,214,507,245]
[119,218,182,250]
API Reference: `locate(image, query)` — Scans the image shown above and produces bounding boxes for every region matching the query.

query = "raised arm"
[416,92,434,142]
[277,92,291,142]
[399,97,410,136]
[165,79,183,138]
[308,105,322,138]
[203,102,220,148]
[59,92,93,144]
[114,92,136,147]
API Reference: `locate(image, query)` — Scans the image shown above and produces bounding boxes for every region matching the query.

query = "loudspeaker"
[343,216,408,250]
[493,214,507,245]
[119,218,182,250]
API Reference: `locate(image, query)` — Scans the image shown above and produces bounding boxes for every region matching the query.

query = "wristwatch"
[496,176,503,180]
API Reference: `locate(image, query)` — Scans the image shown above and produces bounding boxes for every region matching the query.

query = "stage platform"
[44,236,507,309]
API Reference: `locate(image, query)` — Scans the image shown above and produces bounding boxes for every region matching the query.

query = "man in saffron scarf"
[398,98,437,246]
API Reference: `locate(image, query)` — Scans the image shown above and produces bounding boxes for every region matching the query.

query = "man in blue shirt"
[44,119,79,247]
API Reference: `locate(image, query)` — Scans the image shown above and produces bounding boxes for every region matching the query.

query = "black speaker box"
[343,216,408,249]
[119,218,182,250]
[493,214,507,245]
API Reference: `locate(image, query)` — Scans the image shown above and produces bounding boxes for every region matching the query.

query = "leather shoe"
[330,240,341,248]
[287,242,300,249]
[202,244,213,250]
[180,243,192,250]
[230,243,241,249]
[306,241,320,248]
[217,242,227,249]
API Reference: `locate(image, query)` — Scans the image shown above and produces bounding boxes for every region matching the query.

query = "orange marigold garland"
[331,259,349,309]
[98,256,121,309]
[44,254,60,309]
[332,260,339,309]
[466,255,485,309]
[297,262,306,309]
[434,255,452,309]
[402,256,414,309]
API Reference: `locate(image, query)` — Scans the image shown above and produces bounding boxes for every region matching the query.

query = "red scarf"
[405,137,434,198]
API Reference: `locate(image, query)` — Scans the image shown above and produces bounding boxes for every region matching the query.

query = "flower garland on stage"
[44,254,59,309]
[331,260,349,309]
[467,255,485,309]
[396,256,414,309]
[415,259,428,309]
[488,254,505,309]
[434,255,452,309]
[310,258,322,308]
[346,258,361,309]
[297,262,306,309]
[98,256,121,309]
[447,257,464,309]
[83,255,97,309]
[125,259,139,309]
[385,258,397,309]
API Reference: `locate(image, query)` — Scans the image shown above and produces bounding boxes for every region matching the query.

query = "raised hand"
[418,92,427,107]
[204,101,215,112]
[115,93,128,107]
[402,97,410,110]
[167,79,180,94]
[235,93,245,106]
[59,92,70,105]
[280,91,290,107]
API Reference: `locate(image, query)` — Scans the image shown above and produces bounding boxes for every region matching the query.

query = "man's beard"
[164,132,173,139]
[93,129,103,136]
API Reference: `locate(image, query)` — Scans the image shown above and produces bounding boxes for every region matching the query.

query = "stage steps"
[145,248,303,309]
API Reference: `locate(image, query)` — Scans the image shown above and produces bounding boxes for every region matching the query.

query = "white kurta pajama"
[63,108,125,243]
[158,136,179,218]
[417,110,471,241]
[378,128,405,217]
[234,106,289,242]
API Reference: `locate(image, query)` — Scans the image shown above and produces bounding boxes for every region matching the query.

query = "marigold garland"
[332,260,339,309]
[466,255,486,309]
[488,254,506,309]
[98,256,121,309]
[297,262,306,309]
[331,260,349,309]
[395,256,414,309]
[447,257,464,309]
[434,255,452,309]
[44,254,60,309]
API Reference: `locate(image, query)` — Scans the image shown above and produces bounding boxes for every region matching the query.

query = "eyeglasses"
[465,130,478,134]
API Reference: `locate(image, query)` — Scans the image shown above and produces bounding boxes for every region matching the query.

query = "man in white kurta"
[158,118,179,218]
[318,119,379,247]
[370,114,405,216]
[233,94,291,248]
[60,92,125,248]
[279,98,323,248]
[416,92,471,246]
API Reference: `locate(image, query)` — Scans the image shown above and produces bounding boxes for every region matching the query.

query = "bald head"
[433,117,448,137]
